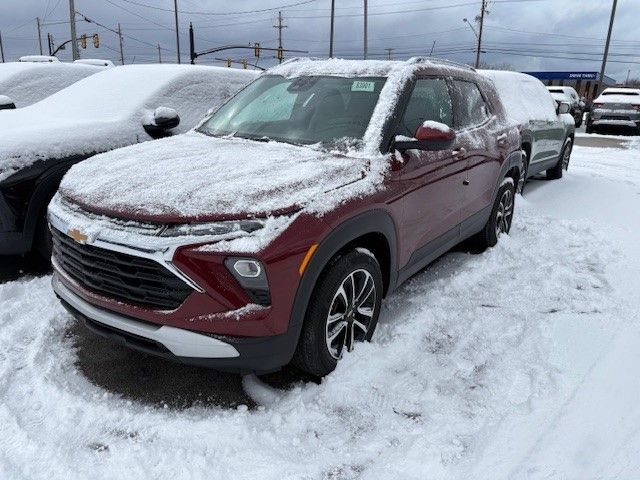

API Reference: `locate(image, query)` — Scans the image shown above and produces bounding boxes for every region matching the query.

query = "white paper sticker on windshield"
[351,81,375,92]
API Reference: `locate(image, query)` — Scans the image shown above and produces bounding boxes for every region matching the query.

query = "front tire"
[473,178,515,249]
[292,250,383,377]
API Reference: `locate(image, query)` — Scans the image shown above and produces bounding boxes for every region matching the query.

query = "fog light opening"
[233,259,262,278]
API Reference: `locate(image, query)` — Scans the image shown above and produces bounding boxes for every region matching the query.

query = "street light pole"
[597,0,618,95]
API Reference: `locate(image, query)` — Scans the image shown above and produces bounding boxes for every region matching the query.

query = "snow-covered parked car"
[49,57,523,377]
[0,60,103,109]
[0,64,257,257]
[481,70,574,191]
[547,85,585,127]
[587,87,640,134]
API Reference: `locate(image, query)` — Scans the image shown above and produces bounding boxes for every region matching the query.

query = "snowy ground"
[1,140,639,479]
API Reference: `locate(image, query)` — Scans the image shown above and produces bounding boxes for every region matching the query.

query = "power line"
[110,0,316,16]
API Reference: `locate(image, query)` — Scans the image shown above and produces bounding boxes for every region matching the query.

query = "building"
[522,71,617,100]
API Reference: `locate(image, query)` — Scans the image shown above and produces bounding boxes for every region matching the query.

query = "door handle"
[452,147,467,158]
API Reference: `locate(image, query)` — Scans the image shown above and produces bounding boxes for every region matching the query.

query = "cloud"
[0,0,637,81]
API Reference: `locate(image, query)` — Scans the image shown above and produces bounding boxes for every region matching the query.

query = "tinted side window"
[453,80,490,129]
[396,78,453,137]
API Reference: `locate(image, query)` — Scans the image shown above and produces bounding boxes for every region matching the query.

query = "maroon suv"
[49,58,522,376]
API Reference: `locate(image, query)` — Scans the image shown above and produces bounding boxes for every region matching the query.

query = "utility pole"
[68,0,79,60]
[47,33,53,56]
[625,69,630,86]
[117,23,125,65]
[429,40,436,57]
[158,44,162,63]
[36,17,43,55]
[475,0,487,68]
[0,31,4,62]
[174,0,181,63]
[363,0,368,59]
[273,11,287,64]
[329,0,335,57]
[385,48,394,60]
[598,0,618,95]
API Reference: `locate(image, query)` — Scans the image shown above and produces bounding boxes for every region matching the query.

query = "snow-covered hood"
[59,132,381,222]
[0,113,136,183]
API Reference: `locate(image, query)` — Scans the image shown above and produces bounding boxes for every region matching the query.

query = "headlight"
[160,219,265,237]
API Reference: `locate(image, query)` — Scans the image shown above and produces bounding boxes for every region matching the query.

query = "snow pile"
[0,65,257,183]
[0,61,101,108]
[479,70,558,124]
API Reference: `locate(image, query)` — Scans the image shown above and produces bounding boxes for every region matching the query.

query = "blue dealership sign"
[523,71,616,84]
[523,71,598,80]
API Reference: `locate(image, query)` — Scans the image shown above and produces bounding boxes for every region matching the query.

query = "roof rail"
[406,57,476,72]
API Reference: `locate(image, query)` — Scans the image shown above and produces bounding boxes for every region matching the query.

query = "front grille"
[52,227,192,310]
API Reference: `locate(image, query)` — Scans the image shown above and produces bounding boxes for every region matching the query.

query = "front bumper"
[54,274,303,373]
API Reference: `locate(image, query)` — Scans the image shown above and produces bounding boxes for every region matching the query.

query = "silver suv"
[587,87,640,134]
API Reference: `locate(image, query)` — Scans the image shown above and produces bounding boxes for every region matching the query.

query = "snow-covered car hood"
[0,114,139,183]
[59,132,382,222]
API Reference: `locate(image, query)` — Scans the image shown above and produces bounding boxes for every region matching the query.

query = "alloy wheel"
[325,269,376,359]
[495,188,514,237]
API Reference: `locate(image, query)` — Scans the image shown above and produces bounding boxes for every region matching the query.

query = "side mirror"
[557,101,571,115]
[143,107,180,138]
[394,121,456,151]
[0,95,16,110]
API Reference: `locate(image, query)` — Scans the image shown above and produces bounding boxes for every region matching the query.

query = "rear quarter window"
[452,80,491,129]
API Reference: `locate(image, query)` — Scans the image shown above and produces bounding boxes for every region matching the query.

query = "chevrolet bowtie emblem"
[68,228,88,244]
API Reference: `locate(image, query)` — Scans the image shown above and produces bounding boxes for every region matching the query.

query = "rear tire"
[472,178,515,249]
[292,250,383,377]
[517,154,529,194]
[547,139,572,180]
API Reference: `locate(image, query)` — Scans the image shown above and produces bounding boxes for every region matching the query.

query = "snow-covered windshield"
[199,74,386,146]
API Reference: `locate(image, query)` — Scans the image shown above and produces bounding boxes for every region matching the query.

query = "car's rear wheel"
[517,153,529,194]
[473,178,515,249]
[547,139,572,180]
[293,250,383,377]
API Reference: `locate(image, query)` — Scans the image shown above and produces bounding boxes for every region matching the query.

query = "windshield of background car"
[199,75,387,146]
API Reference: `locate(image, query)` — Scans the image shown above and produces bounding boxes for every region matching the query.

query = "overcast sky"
[0,0,637,82]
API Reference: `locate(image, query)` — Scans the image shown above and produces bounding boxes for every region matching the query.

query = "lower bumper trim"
[53,275,239,359]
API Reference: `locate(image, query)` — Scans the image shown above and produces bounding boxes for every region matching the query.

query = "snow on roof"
[601,88,640,95]
[0,61,102,108]
[269,57,472,79]
[18,55,59,63]
[479,69,557,124]
[73,59,115,67]
[0,64,257,182]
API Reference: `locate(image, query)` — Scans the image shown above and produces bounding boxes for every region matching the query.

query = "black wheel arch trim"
[493,150,523,203]
[21,155,92,250]
[280,209,399,367]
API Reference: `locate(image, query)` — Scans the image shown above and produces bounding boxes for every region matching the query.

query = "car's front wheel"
[293,249,383,377]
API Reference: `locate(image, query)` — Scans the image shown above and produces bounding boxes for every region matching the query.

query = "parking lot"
[1,132,639,478]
